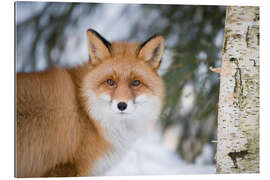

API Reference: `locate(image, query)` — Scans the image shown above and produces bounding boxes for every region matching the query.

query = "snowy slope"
[105,128,216,176]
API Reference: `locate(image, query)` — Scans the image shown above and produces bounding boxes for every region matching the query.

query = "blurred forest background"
[16,2,226,174]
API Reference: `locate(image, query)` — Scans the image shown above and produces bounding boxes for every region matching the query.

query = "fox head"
[81,29,165,139]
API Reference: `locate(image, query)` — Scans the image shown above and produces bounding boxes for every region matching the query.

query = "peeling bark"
[216,6,259,173]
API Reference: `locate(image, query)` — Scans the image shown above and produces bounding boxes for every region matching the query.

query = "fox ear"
[86,29,112,65]
[137,34,164,69]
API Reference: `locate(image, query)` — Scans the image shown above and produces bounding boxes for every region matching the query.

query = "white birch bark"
[216,6,259,173]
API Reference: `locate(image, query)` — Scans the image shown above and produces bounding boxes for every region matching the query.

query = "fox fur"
[16,29,165,177]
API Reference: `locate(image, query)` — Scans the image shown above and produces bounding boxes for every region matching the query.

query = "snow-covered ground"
[105,128,216,176]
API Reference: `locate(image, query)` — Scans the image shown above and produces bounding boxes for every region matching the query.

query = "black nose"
[117,102,127,111]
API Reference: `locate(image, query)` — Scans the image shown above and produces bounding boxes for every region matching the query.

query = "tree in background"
[16,2,226,164]
[139,5,225,163]
[216,6,259,173]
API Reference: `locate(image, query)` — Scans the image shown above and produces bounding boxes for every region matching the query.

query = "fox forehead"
[88,42,160,80]
[110,42,140,57]
[94,60,156,80]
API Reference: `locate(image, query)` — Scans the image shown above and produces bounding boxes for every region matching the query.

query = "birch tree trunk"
[216,6,259,173]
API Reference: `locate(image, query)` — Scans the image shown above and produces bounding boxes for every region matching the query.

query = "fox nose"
[117,102,127,111]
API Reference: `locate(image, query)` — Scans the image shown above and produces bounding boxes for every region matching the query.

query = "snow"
[105,128,216,176]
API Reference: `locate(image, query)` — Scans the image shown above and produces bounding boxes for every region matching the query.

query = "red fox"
[16,29,165,177]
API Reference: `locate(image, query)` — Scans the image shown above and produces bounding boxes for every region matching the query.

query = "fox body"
[16,29,165,177]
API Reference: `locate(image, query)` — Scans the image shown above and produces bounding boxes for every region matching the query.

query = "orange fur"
[16,30,165,177]
[16,67,110,177]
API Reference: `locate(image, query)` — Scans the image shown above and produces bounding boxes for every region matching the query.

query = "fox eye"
[131,80,141,87]
[107,79,116,86]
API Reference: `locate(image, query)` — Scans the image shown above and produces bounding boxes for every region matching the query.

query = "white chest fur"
[86,91,161,175]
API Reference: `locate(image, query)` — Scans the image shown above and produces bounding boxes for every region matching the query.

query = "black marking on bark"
[233,58,244,109]
[257,33,260,45]
[233,34,242,39]
[228,150,248,168]
[254,12,259,21]
[249,59,257,66]
[246,26,250,47]
[230,57,236,62]
[223,36,228,53]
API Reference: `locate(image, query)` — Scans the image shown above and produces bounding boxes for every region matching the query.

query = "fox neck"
[86,91,161,176]
[87,90,163,148]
